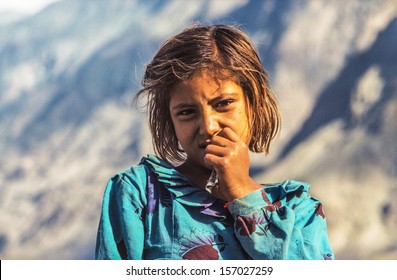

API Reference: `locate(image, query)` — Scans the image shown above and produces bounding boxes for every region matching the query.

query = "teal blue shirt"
[95,154,334,260]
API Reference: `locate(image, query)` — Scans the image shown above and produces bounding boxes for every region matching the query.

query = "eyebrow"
[171,103,197,112]
[209,92,239,104]
[171,92,240,111]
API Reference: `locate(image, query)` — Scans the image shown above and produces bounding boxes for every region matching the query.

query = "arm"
[95,168,147,260]
[204,128,333,259]
[227,180,334,260]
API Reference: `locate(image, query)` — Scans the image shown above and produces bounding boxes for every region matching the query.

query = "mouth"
[199,142,210,149]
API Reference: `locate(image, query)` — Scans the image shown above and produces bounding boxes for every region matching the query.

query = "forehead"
[169,71,243,103]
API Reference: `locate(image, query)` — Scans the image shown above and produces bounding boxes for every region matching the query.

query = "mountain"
[259,16,397,259]
[0,0,396,259]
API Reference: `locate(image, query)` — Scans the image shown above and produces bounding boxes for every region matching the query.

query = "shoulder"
[102,154,175,204]
[235,180,313,205]
[111,163,149,188]
[264,180,328,224]
[102,160,150,208]
[263,180,325,212]
[263,180,312,206]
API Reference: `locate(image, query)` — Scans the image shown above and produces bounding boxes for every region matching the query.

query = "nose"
[200,111,221,137]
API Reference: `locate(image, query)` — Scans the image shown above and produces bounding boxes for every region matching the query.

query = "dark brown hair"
[134,24,281,163]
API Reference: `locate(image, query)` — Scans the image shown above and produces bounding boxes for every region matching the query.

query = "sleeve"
[227,180,334,260]
[95,167,148,260]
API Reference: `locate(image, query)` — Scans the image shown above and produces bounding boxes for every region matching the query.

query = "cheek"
[235,108,252,143]
[170,116,181,142]
[172,120,192,144]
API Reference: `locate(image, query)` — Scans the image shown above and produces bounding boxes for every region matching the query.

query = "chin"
[186,155,209,170]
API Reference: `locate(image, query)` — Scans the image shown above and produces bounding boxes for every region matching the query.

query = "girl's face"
[169,71,251,171]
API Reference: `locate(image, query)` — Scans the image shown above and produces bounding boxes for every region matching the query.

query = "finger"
[204,147,236,173]
[220,127,241,142]
[210,134,232,147]
[203,152,222,169]
[205,143,228,157]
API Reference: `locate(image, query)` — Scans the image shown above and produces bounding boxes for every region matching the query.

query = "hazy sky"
[0,0,60,15]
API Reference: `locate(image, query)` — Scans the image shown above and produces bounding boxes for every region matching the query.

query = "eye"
[175,108,197,120]
[177,109,195,116]
[215,99,234,109]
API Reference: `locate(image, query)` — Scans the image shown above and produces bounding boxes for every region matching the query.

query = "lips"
[199,141,211,149]
[199,143,209,149]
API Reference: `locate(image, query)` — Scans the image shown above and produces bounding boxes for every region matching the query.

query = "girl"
[95,24,334,260]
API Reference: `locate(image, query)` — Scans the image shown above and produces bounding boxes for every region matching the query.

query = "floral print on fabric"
[261,189,281,211]
[95,154,335,260]
[236,212,269,237]
[179,229,226,260]
[146,171,172,215]
[323,253,333,260]
[314,203,326,219]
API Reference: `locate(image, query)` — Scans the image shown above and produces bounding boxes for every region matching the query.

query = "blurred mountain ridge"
[280,16,397,161]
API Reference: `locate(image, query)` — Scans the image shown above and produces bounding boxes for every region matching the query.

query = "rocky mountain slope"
[0,0,396,259]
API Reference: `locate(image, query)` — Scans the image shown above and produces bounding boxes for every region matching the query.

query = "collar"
[140,154,230,220]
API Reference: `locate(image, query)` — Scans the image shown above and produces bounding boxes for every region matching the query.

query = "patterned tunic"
[95,154,334,260]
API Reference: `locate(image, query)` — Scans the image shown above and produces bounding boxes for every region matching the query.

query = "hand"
[204,127,262,201]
